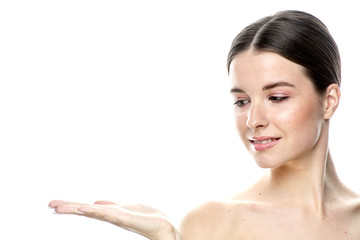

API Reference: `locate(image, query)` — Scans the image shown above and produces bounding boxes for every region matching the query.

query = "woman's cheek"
[276,102,322,145]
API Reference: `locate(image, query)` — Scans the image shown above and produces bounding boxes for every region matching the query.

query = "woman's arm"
[49,200,182,240]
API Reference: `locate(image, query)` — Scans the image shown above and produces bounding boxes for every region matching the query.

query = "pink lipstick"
[249,137,280,151]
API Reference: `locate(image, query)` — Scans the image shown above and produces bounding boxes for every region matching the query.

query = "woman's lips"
[249,137,281,151]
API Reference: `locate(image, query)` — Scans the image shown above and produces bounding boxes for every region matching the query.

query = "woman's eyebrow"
[262,81,295,91]
[230,88,245,93]
[230,81,295,94]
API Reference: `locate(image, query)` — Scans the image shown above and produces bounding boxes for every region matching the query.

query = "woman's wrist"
[150,222,182,240]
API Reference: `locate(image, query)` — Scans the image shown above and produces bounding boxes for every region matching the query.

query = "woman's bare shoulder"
[345,194,360,237]
[179,198,261,240]
[341,186,360,213]
[349,193,360,230]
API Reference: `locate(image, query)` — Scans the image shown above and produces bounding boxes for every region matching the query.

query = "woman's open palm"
[49,200,181,240]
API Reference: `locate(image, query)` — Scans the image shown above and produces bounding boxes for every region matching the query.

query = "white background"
[1,0,359,239]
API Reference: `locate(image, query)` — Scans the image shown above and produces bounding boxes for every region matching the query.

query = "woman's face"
[229,50,327,168]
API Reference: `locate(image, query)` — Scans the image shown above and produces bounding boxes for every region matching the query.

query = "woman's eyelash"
[234,99,250,108]
[268,96,289,102]
[233,96,288,107]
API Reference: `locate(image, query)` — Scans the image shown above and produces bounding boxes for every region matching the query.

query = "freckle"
[344,231,347,234]
[242,218,245,221]
[258,192,262,196]
[228,210,231,213]
[322,217,325,221]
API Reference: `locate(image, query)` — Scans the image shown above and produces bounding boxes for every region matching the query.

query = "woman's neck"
[264,151,342,216]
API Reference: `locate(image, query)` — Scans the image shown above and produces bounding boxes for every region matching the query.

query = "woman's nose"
[246,103,269,130]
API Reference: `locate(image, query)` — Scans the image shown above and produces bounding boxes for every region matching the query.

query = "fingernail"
[75,208,85,215]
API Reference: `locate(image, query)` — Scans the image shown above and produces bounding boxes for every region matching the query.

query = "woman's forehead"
[229,51,308,90]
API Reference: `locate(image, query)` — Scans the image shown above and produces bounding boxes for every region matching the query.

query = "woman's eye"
[268,96,289,103]
[234,99,250,108]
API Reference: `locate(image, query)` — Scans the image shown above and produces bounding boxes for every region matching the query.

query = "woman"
[49,10,360,239]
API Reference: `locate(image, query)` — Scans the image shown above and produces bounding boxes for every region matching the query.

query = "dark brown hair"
[227,10,341,93]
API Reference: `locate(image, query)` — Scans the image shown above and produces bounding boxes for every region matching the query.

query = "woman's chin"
[254,158,284,169]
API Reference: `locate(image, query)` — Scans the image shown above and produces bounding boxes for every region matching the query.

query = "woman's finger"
[49,200,83,208]
[48,200,67,208]
[49,200,87,215]
[94,200,116,205]
[76,204,128,221]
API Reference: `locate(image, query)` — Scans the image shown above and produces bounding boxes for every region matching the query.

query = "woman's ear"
[323,84,341,119]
